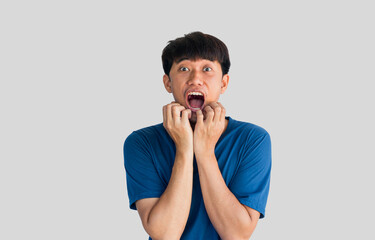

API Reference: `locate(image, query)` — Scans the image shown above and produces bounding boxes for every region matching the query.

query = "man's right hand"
[163,101,193,153]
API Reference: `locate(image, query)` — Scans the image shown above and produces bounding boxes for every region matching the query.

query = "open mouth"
[186,91,205,112]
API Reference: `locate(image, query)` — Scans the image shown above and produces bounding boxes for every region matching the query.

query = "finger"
[209,102,221,122]
[203,105,214,122]
[181,109,192,123]
[195,109,204,125]
[163,105,166,123]
[166,103,182,121]
[216,102,226,120]
[196,109,204,125]
[171,105,186,121]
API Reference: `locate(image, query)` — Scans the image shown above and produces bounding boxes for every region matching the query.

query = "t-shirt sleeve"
[123,131,166,210]
[229,130,272,219]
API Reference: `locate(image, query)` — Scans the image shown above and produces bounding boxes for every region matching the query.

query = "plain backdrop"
[1,0,374,239]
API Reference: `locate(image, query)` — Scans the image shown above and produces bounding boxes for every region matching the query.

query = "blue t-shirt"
[123,116,272,240]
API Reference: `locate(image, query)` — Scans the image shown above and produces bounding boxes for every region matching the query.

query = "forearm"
[146,150,193,239]
[196,152,253,240]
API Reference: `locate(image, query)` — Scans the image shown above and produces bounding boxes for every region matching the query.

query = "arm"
[136,150,193,240]
[136,102,194,240]
[194,103,259,240]
[195,151,259,240]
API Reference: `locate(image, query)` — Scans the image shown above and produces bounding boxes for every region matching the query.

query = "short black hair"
[161,31,231,76]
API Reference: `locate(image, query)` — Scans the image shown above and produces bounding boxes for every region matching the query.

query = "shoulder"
[123,123,168,167]
[124,123,166,147]
[228,117,272,168]
[228,117,270,141]
[129,122,165,138]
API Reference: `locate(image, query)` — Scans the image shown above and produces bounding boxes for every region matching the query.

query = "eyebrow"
[175,57,190,64]
[175,58,215,65]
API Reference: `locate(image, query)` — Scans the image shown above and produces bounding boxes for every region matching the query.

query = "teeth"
[188,92,203,96]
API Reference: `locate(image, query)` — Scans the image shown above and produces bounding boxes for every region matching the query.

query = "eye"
[180,67,189,71]
[203,67,212,72]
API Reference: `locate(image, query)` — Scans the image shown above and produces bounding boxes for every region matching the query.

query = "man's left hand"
[193,102,226,156]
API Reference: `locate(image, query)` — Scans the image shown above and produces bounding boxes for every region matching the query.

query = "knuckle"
[172,106,180,112]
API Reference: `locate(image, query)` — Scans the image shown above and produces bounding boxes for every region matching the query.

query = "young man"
[124,32,272,240]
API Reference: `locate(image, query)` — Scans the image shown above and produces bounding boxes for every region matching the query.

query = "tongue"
[190,99,204,108]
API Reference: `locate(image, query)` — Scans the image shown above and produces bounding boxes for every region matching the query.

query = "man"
[124,31,271,240]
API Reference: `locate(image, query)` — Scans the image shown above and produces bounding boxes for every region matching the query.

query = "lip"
[185,89,206,112]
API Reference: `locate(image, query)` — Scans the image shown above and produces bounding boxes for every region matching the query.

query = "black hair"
[161,31,231,76]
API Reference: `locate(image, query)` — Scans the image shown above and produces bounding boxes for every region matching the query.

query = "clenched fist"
[163,102,194,153]
[193,102,227,156]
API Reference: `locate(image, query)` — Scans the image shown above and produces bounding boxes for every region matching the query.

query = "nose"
[188,70,203,86]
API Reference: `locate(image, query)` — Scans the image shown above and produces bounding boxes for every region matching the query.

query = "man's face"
[163,58,229,122]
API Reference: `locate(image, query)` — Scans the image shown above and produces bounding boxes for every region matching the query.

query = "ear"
[163,74,172,93]
[220,74,229,94]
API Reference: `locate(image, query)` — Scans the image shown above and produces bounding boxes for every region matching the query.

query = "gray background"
[1,0,374,239]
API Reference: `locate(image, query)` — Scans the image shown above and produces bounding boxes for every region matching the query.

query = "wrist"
[194,148,215,161]
[194,142,215,154]
[176,145,194,159]
[175,139,193,151]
